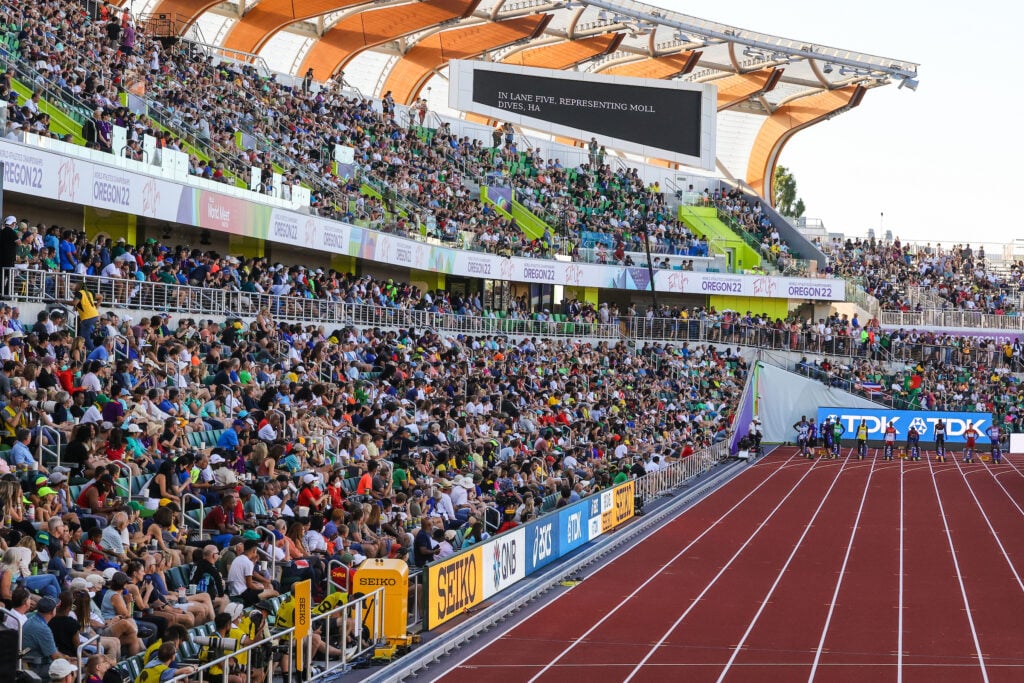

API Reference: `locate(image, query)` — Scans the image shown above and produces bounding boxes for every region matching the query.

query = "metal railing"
[9,269,1018,359]
[843,278,882,319]
[182,492,206,540]
[77,632,101,683]
[634,440,731,505]
[164,587,386,683]
[880,309,1024,331]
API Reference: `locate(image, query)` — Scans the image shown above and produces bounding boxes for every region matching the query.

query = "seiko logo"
[435,554,478,620]
[358,577,397,587]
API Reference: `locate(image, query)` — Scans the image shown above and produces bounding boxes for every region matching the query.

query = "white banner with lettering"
[0,136,844,301]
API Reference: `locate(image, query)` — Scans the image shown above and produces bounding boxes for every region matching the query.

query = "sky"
[664,0,1024,248]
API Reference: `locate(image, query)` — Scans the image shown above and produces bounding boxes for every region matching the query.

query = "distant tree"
[773,166,806,218]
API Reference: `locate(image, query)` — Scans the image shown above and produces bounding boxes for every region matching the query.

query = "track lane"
[899,458,987,682]
[619,458,849,682]
[936,458,1024,681]
[719,455,877,682]
[434,450,1024,683]
[438,451,805,682]
[543,454,822,680]
[811,454,902,680]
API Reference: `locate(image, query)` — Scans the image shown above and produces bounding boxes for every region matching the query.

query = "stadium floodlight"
[822,63,833,74]
[898,77,919,91]
[674,31,690,43]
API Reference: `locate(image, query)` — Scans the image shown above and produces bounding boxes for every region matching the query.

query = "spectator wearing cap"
[428,480,457,529]
[217,418,248,453]
[211,452,239,488]
[0,216,17,286]
[436,529,456,559]
[3,391,30,443]
[23,595,76,679]
[240,483,268,518]
[296,472,328,513]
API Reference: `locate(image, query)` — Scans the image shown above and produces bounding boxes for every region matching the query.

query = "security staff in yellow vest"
[198,612,262,683]
[136,642,196,683]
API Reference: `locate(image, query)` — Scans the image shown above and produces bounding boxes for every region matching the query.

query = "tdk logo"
[828,412,986,437]
[532,523,553,566]
[565,512,583,545]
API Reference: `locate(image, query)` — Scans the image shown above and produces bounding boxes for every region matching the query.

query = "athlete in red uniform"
[963,422,979,463]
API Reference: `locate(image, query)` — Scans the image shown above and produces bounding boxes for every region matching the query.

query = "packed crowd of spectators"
[821,236,1022,315]
[0,209,749,677]
[0,0,718,267]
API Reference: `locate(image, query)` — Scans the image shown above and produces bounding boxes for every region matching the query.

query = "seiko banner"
[449,60,717,170]
[816,408,993,444]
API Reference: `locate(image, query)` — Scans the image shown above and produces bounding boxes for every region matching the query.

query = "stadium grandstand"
[1,0,1023,681]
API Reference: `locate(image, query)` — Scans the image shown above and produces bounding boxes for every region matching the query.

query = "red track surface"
[436,448,1024,682]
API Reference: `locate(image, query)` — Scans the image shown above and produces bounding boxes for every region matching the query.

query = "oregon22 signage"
[450,60,717,170]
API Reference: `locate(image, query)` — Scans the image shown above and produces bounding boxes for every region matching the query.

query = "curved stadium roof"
[120,0,919,199]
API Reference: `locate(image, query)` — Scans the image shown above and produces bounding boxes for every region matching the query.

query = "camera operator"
[198,611,264,683]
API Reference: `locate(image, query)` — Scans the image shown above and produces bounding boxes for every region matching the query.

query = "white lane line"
[978,454,1024,521]
[618,458,826,683]
[950,457,1024,594]
[990,450,1024,481]
[898,457,905,683]
[926,453,990,683]
[807,455,877,682]
[714,458,853,682]
[519,452,804,683]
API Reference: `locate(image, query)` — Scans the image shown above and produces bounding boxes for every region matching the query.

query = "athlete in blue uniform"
[821,417,834,457]
[906,426,921,461]
[986,424,1003,464]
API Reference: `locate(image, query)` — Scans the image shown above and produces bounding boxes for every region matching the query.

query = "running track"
[435,447,1024,682]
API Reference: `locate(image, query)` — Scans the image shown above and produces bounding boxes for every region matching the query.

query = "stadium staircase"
[478,186,551,242]
[678,205,763,273]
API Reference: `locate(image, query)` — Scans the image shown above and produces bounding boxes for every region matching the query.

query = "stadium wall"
[753,361,886,444]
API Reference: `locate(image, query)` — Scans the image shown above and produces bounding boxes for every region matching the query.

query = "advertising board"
[816,408,993,444]
[481,527,526,599]
[0,136,845,300]
[425,545,483,630]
